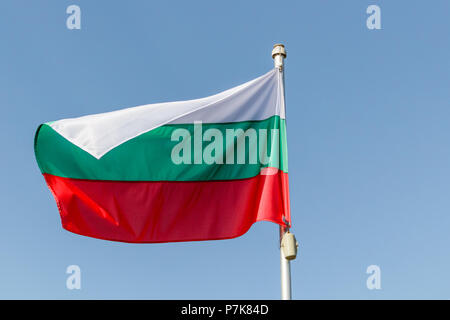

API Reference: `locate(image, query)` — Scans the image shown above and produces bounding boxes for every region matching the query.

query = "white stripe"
[49,68,283,159]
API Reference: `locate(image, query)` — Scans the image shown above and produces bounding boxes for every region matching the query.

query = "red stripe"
[43,170,290,243]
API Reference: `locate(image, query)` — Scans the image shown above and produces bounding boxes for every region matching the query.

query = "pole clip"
[281,231,299,260]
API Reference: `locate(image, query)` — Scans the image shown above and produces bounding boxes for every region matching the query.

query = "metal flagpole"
[280,225,291,300]
[272,44,298,300]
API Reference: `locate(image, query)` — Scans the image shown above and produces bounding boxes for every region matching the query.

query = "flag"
[34,68,290,243]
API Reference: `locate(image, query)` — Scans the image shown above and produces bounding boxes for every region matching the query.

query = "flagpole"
[272,44,297,300]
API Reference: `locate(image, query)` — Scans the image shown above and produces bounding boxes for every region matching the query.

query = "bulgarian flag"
[34,68,290,243]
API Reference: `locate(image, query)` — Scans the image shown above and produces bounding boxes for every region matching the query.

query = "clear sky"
[0,0,449,299]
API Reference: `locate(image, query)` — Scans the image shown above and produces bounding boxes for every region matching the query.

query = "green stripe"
[35,116,288,181]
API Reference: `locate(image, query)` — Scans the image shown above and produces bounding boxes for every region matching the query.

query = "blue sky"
[0,0,449,299]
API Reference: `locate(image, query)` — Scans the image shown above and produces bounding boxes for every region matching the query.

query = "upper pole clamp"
[272,44,286,70]
[272,44,286,59]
